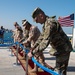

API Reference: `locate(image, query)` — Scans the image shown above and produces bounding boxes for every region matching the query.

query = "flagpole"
[72,25,74,47]
[72,13,75,51]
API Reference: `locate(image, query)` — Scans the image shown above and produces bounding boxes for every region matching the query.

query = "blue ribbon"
[15,42,29,53]
[14,42,59,75]
[32,57,59,75]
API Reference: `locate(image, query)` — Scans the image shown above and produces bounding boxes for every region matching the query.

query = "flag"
[58,13,74,27]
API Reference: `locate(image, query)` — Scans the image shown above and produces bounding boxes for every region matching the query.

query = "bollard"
[16,44,19,65]
[25,55,29,75]
[24,48,29,75]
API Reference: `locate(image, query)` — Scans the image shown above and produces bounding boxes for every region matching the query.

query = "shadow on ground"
[45,57,56,60]
[67,66,75,72]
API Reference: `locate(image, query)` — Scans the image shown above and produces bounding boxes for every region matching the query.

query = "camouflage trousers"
[54,52,70,75]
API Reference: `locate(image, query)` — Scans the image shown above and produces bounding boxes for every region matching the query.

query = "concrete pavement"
[0,46,75,75]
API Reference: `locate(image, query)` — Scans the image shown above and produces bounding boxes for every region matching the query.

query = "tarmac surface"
[0,47,25,75]
[44,46,75,75]
[0,46,75,75]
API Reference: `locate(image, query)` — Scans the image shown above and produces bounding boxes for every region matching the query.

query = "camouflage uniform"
[31,15,73,74]
[19,28,29,43]
[13,23,23,42]
[25,25,45,71]
[16,27,23,42]
[23,28,29,40]
[26,26,40,47]
[13,29,18,42]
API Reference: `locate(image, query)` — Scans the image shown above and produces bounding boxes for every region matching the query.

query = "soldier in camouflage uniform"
[13,22,23,43]
[22,20,45,72]
[12,22,23,54]
[28,7,73,75]
[19,20,29,43]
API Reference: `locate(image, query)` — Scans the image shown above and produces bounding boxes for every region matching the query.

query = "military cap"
[50,16,56,18]
[14,22,18,26]
[22,19,28,26]
[32,7,44,18]
[22,19,26,24]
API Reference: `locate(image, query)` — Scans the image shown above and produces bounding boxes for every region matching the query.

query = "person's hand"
[30,47,35,51]
[28,52,33,58]
[23,42,29,47]
[18,40,21,43]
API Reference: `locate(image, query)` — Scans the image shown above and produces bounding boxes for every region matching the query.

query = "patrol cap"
[32,7,44,18]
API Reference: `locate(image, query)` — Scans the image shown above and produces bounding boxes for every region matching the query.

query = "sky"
[0,0,75,34]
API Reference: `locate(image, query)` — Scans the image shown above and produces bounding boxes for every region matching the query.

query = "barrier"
[0,43,13,47]
[0,38,14,47]
[14,42,59,75]
[32,57,58,75]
